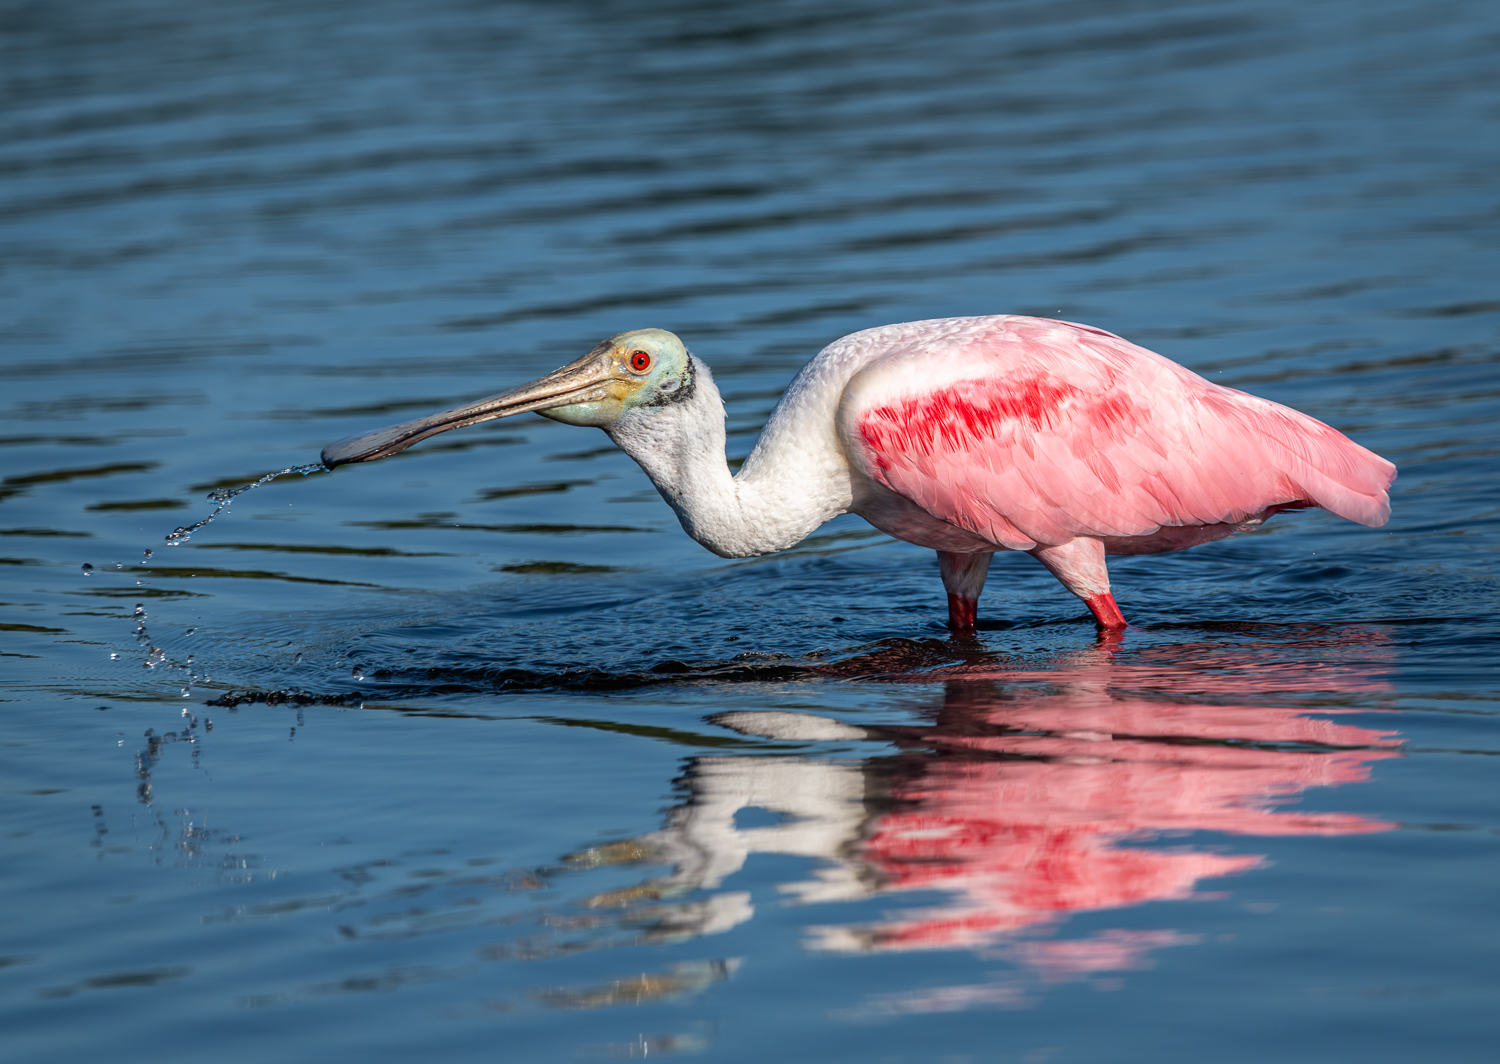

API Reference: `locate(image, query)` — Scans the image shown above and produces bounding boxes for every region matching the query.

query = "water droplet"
[81,563,93,575]
[109,652,120,660]
[181,688,191,698]
[293,653,303,665]
[351,667,365,681]
[164,464,329,544]
[142,548,154,560]
[133,605,147,619]
[184,627,196,636]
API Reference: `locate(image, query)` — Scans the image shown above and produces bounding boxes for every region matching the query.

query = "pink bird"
[322,316,1396,630]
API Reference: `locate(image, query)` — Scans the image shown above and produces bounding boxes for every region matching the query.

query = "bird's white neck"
[606,355,854,558]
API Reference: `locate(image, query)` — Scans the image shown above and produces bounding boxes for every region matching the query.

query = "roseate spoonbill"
[321,316,1395,629]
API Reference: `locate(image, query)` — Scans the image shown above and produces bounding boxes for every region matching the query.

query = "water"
[2,0,1498,1060]
[163,463,328,546]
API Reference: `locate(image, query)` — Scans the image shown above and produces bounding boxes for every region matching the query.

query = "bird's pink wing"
[839,319,1395,551]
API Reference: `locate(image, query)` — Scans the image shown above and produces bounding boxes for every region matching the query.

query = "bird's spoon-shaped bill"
[320,344,620,468]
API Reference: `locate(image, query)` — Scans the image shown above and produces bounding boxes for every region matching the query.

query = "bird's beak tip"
[320,429,397,467]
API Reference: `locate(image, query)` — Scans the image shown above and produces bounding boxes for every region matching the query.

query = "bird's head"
[320,328,695,466]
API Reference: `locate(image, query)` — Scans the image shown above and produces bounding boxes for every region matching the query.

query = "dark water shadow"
[204,619,1401,710]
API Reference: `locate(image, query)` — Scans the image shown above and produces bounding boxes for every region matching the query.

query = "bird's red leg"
[937,551,992,630]
[946,592,979,630]
[1029,538,1129,630]
[1084,592,1126,629]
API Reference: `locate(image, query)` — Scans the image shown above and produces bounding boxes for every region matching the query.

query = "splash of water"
[164,463,327,545]
[125,464,322,692]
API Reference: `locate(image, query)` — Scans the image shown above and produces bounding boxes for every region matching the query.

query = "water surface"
[2,1,1498,1061]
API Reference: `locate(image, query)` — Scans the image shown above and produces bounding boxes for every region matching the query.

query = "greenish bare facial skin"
[538,328,693,427]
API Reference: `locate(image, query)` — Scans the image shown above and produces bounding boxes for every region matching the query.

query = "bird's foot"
[1092,626,1127,650]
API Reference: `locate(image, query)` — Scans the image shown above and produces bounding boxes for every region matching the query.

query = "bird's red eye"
[629,350,651,373]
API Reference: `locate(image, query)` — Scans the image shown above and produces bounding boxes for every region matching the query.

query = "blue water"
[3,1,1498,1060]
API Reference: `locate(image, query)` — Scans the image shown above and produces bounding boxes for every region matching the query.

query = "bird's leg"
[1028,538,1128,630]
[937,551,993,630]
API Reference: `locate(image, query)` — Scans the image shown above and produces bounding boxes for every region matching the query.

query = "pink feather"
[841,318,1394,553]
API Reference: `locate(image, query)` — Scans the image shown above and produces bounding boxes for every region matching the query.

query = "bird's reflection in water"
[184,629,1401,1016]
[565,630,1400,1012]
